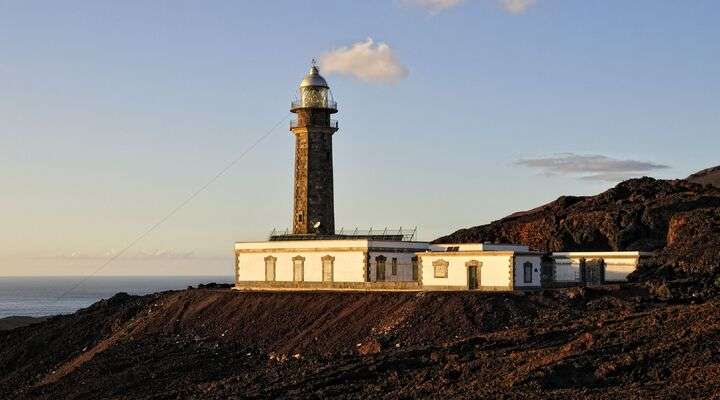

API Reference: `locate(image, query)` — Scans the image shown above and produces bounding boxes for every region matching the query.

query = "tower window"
[298,213,303,222]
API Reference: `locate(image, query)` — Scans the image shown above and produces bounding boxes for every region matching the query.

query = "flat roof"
[417,250,543,256]
[235,239,431,252]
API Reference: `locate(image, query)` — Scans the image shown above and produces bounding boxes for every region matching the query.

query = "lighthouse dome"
[300,65,329,88]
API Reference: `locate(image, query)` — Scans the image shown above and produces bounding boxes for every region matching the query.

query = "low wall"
[421,285,514,292]
[234,281,422,291]
[234,281,541,292]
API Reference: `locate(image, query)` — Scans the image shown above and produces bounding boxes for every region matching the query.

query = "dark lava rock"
[435,177,720,281]
[687,165,720,188]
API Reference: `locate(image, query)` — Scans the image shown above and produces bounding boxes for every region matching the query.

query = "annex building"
[234,65,651,292]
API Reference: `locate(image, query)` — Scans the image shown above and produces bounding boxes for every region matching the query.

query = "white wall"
[550,252,649,283]
[604,261,638,281]
[367,251,417,282]
[554,259,580,282]
[419,254,515,288]
[431,243,530,252]
[514,255,542,287]
[235,239,430,284]
[237,250,365,283]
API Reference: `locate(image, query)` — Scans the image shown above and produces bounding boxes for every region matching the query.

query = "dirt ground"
[1,286,719,399]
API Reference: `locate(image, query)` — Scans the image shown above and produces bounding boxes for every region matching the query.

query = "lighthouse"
[289,62,339,235]
[233,65,551,291]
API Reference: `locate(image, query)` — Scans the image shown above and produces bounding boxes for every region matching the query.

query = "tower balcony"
[290,119,338,130]
[290,100,338,112]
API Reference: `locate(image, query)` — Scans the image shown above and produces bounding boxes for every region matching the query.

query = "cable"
[54,113,291,302]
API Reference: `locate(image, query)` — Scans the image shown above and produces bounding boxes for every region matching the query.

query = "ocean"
[0,276,233,318]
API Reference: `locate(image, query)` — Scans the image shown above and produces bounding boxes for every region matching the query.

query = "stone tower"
[290,64,338,235]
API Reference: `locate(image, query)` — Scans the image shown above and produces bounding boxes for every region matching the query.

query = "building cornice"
[417,251,543,257]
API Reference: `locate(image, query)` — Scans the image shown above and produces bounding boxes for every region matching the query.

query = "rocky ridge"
[434,177,720,280]
[687,165,720,188]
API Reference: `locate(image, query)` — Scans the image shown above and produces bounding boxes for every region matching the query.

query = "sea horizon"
[0,275,233,318]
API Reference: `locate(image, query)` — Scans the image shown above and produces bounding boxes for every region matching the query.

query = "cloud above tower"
[319,38,409,84]
[514,153,670,182]
[499,0,536,14]
[399,0,537,14]
[399,0,465,14]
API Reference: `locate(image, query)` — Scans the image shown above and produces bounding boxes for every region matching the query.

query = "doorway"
[376,255,386,281]
[468,265,479,290]
[585,259,605,285]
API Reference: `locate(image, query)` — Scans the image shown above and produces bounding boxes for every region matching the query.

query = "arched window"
[433,259,449,278]
[523,261,533,283]
[264,256,276,281]
[293,256,305,282]
[376,255,387,281]
[322,255,334,282]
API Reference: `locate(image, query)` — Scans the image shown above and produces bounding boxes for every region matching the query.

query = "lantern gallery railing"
[290,119,338,129]
[290,100,338,111]
[268,227,418,242]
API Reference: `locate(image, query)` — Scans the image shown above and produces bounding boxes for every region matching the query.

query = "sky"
[1,0,718,276]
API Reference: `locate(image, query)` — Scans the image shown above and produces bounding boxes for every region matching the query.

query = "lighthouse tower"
[290,63,339,235]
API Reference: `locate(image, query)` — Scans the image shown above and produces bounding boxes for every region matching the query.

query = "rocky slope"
[434,177,720,279]
[2,286,719,399]
[4,172,720,398]
[0,316,47,331]
[687,165,720,188]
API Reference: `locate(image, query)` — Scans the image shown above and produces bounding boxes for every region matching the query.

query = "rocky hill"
[434,177,720,279]
[0,316,47,331]
[687,165,720,188]
[2,287,719,399]
[4,171,720,399]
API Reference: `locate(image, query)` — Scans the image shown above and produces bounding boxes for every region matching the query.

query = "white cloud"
[514,153,670,182]
[319,38,409,84]
[400,0,465,14]
[499,0,536,14]
[399,0,536,14]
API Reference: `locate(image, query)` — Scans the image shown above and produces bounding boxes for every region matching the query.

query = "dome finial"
[300,61,328,88]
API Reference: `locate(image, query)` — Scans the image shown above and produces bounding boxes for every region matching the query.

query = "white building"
[418,244,542,291]
[234,240,545,291]
[549,251,653,284]
[231,65,652,292]
[234,238,428,290]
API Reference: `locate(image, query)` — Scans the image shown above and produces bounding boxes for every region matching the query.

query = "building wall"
[419,254,515,290]
[513,255,542,288]
[554,259,580,282]
[237,250,366,283]
[549,252,651,283]
[604,261,638,282]
[367,251,417,282]
[431,243,530,252]
[235,240,430,285]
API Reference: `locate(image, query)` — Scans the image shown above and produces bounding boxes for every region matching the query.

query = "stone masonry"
[291,108,337,235]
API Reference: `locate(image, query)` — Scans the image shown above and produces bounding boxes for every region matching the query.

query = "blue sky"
[1,1,718,275]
